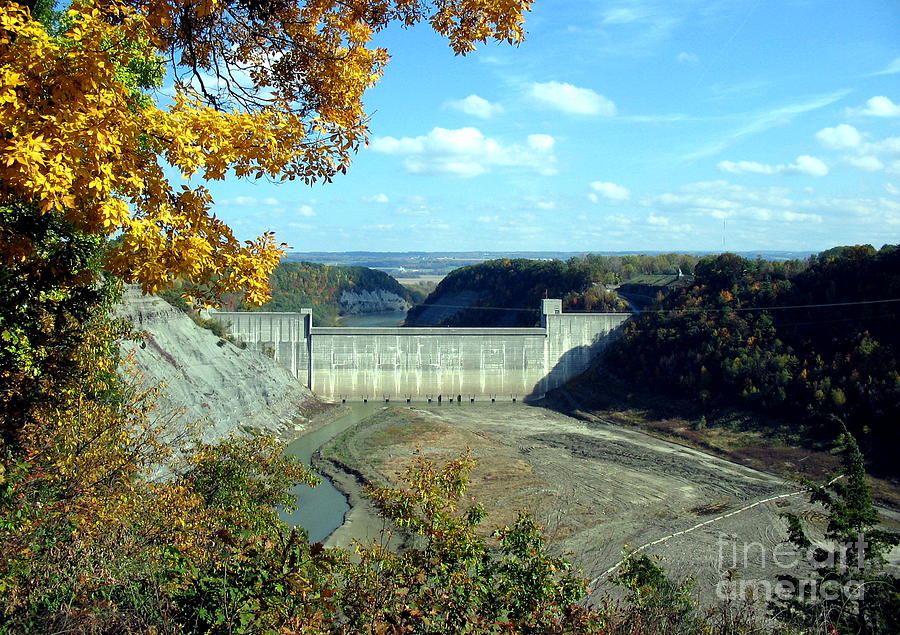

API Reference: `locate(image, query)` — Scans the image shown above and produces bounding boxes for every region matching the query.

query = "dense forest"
[406,254,702,326]
[601,245,899,476]
[222,262,422,325]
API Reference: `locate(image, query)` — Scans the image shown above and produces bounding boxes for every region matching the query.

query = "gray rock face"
[338,288,410,314]
[115,287,321,443]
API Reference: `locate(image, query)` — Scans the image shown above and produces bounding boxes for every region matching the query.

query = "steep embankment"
[245,261,422,325]
[116,287,327,442]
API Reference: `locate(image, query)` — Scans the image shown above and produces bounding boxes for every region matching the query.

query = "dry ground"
[319,403,899,604]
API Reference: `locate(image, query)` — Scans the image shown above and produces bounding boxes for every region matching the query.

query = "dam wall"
[214,300,629,401]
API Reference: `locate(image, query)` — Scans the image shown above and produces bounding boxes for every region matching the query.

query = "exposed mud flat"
[319,403,898,603]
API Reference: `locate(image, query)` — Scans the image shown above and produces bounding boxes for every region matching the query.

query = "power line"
[636,297,900,315]
[405,297,900,317]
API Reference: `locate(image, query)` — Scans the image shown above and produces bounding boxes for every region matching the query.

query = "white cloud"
[647,214,669,225]
[602,7,647,24]
[394,206,430,217]
[849,96,900,118]
[526,81,617,116]
[716,160,774,175]
[783,211,823,223]
[717,155,828,177]
[589,181,631,201]
[677,51,698,64]
[793,156,829,177]
[228,196,259,206]
[845,156,884,171]
[296,205,315,217]
[655,181,796,221]
[684,91,850,160]
[816,124,863,150]
[868,136,900,155]
[648,181,900,233]
[262,197,280,206]
[446,94,504,119]
[363,193,390,203]
[869,56,900,76]
[370,127,558,177]
[816,125,900,170]
[527,133,555,151]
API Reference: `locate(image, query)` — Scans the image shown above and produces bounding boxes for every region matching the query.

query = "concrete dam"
[215,300,630,402]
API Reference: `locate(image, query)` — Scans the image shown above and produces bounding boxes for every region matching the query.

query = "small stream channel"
[279,309,407,541]
[278,402,380,542]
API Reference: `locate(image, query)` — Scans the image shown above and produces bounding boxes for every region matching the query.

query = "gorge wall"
[116,287,324,442]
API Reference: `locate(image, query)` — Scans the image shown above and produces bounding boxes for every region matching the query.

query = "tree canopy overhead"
[0,0,532,304]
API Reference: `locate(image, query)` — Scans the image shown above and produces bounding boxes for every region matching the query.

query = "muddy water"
[279,403,379,542]
[337,310,408,327]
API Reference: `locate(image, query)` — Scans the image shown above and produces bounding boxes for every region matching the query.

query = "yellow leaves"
[2,0,531,306]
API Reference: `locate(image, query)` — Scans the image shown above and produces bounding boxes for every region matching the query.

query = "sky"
[169,0,900,254]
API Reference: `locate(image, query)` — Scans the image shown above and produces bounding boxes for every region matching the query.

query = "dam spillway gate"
[214,299,630,402]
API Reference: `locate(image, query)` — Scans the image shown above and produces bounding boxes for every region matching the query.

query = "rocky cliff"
[115,287,325,443]
[338,288,410,314]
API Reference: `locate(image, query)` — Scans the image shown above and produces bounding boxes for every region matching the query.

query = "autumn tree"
[1,0,533,304]
[1,0,538,630]
[0,0,534,458]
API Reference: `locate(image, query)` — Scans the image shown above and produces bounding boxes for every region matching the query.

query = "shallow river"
[337,310,408,327]
[278,403,379,542]
[279,311,407,541]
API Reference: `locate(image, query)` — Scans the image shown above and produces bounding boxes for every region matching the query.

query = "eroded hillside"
[116,286,328,443]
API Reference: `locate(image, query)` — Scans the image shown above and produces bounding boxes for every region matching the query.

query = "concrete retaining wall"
[214,300,629,401]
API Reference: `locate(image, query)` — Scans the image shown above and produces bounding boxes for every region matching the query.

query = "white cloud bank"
[362,193,389,203]
[370,127,557,177]
[815,124,900,173]
[717,155,828,177]
[446,94,504,119]
[526,81,617,116]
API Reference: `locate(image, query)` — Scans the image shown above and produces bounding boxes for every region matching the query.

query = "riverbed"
[309,403,834,602]
[278,402,380,542]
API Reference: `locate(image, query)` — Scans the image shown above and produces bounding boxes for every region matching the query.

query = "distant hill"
[405,254,703,327]
[245,262,424,326]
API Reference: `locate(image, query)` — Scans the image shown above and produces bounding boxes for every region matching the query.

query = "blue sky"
[176,0,900,254]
